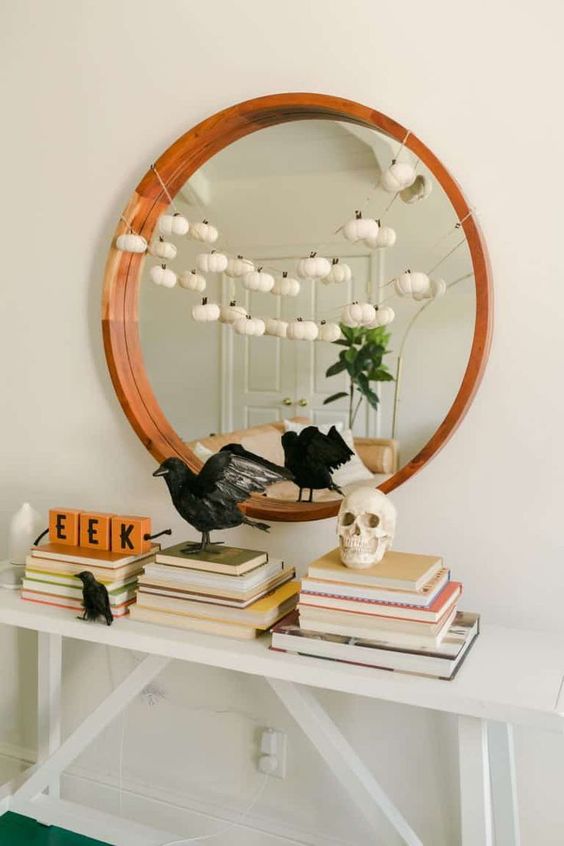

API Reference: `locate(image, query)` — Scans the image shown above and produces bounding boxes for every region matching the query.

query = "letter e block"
[79,512,113,550]
[111,516,152,555]
[49,508,82,546]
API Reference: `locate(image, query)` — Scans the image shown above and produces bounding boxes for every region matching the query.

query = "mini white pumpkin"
[192,297,220,322]
[234,315,266,336]
[196,250,228,274]
[178,270,206,292]
[190,219,219,244]
[297,252,331,280]
[366,306,396,327]
[394,270,431,298]
[286,318,319,341]
[149,237,177,261]
[158,212,190,237]
[341,301,377,328]
[116,233,147,253]
[365,224,397,249]
[317,321,342,342]
[323,258,352,285]
[413,277,447,301]
[265,317,289,337]
[225,255,254,278]
[150,264,177,288]
[343,211,379,243]
[380,161,417,193]
[272,272,300,297]
[400,174,433,204]
[219,300,247,324]
[243,267,275,293]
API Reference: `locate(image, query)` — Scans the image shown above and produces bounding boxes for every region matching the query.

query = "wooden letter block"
[79,512,113,550]
[111,515,152,555]
[49,508,82,546]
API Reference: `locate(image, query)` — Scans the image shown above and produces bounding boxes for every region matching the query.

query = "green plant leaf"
[370,368,395,382]
[325,359,348,378]
[323,391,349,405]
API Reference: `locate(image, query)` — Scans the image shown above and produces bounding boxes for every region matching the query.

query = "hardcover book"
[155,543,267,575]
[307,548,442,591]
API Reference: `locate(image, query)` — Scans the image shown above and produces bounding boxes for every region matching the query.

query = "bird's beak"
[153,466,169,477]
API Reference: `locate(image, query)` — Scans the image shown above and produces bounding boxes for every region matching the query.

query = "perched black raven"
[153,451,293,552]
[281,426,353,502]
[76,571,113,626]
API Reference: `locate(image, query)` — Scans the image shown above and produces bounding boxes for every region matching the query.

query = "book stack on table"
[21,543,155,617]
[271,549,479,679]
[130,543,299,640]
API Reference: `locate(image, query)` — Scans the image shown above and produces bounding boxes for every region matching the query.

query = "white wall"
[1,1,564,843]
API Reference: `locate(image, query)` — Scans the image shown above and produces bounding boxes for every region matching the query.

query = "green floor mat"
[0,813,110,845]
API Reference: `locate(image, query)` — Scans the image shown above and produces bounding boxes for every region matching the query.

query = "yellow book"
[307,549,442,592]
[129,605,259,639]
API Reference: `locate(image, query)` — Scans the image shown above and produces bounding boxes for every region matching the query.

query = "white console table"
[0,587,563,846]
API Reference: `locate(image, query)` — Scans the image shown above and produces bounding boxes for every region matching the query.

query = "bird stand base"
[0,564,25,590]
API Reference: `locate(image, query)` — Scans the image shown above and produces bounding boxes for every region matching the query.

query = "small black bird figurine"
[281,425,354,502]
[76,571,113,626]
[153,449,293,553]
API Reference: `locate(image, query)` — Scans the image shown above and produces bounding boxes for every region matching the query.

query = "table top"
[1,587,563,731]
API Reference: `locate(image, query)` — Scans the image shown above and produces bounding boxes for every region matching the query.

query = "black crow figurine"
[76,571,113,626]
[281,425,354,502]
[153,450,293,552]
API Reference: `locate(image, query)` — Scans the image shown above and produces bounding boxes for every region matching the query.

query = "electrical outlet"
[257,728,287,779]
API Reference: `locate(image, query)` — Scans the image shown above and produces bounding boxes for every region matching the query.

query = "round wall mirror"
[102,93,491,522]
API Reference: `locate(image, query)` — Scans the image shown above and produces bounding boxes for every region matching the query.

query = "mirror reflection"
[138,120,475,502]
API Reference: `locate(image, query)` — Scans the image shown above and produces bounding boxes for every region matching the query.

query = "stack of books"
[22,543,155,617]
[130,542,299,640]
[271,549,479,679]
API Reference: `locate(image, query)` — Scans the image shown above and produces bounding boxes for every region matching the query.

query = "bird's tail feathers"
[243,517,271,533]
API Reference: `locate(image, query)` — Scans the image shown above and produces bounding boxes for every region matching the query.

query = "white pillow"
[332,428,374,487]
[192,441,215,464]
[283,418,344,435]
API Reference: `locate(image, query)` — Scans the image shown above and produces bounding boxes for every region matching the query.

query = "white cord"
[158,774,270,845]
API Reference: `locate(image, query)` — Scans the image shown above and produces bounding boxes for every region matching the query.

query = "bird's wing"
[197,450,291,504]
[220,443,294,480]
[304,426,354,471]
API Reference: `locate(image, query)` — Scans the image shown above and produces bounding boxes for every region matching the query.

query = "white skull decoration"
[337,487,397,569]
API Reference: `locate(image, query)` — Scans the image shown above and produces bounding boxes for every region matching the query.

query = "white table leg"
[37,632,62,800]
[488,721,520,845]
[458,715,493,846]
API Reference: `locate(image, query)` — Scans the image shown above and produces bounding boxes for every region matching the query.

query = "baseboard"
[0,744,353,846]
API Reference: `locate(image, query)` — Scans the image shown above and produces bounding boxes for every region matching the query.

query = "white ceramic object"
[8,503,43,565]
[225,256,254,278]
[178,270,206,292]
[196,251,228,274]
[158,213,190,236]
[234,315,266,336]
[150,264,177,288]
[190,220,219,244]
[365,225,397,249]
[366,306,395,327]
[272,272,300,297]
[317,321,342,342]
[149,238,177,261]
[394,270,431,298]
[192,297,220,322]
[286,318,319,341]
[297,253,331,280]
[343,213,379,243]
[116,233,147,253]
[341,301,377,327]
[413,277,447,302]
[337,487,397,568]
[219,301,247,324]
[380,161,417,193]
[323,259,352,285]
[243,268,275,293]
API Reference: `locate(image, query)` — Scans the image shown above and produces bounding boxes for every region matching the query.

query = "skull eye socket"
[341,512,356,526]
[361,513,380,529]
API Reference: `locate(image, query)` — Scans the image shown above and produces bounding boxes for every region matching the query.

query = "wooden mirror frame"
[102,92,492,523]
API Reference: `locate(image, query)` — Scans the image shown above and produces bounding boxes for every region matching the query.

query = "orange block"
[79,512,114,550]
[49,508,82,546]
[111,515,152,556]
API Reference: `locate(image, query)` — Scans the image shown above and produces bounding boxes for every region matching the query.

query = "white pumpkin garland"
[149,237,177,261]
[219,300,247,324]
[323,258,352,285]
[297,252,331,280]
[225,255,254,278]
[341,302,377,328]
[196,250,228,274]
[158,212,190,237]
[192,297,220,322]
[394,270,431,298]
[272,272,300,297]
[178,270,206,292]
[366,306,395,328]
[234,315,265,336]
[380,160,417,193]
[400,174,432,204]
[243,267,275,293]
[364,224,397,249]
[265,318,289,337]
[150,264,177,288]
[190,219,219,244]
[413,277,447,301]
[287,318,319,341]
[317,321,342,342]
[116,233,147,253]
[343,211,379,243]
